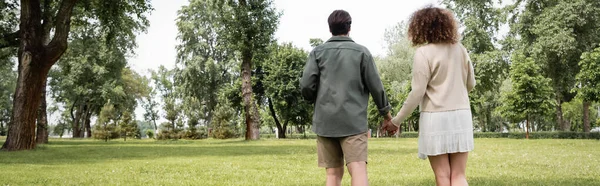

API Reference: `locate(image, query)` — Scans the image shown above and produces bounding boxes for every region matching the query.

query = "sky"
[128,0,439,74]
[127,0,439,120]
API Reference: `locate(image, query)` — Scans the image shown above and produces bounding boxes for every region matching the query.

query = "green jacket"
[300,36,391,137]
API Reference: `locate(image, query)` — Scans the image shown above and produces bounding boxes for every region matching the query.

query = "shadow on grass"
[0,139,313,165]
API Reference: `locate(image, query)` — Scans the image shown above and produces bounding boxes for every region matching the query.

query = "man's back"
[301,36,390,137]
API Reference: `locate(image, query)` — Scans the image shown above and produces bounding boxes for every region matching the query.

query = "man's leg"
[449,152,469,186]
[428,154,451,186]
[347,161,368,186]
[326,167,344,186]
[317,136,344,186]
[341,132,369,186]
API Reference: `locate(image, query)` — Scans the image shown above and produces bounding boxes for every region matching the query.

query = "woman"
[390,6,476,186]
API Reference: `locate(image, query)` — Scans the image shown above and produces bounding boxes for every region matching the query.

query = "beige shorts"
[317,132,368,168]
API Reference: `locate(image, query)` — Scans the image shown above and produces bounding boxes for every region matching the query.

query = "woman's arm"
[391,49,431,125]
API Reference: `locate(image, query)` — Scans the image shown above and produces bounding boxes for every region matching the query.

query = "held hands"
[380,112,399,135]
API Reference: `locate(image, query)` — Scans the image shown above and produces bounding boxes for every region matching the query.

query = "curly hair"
[408,6,459,46]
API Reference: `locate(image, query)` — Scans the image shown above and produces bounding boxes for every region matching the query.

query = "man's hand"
[380,119,399,135]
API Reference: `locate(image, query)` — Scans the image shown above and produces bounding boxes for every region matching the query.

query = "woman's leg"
[428,154,451,186]
[449,152,469,186]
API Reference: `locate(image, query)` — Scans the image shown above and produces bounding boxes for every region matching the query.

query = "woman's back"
[417,43,475,112]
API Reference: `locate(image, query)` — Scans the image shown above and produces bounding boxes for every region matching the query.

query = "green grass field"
[0,137,599,186]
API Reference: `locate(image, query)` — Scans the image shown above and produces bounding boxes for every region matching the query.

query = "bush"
[211,101,240,139]
[156,122,184,140]
[183,127,208,140]
[145,130,154,139]
[92,124,120,141]
[156,130,183,140]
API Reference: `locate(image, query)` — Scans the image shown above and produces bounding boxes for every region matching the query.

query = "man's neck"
[333,34,349,37]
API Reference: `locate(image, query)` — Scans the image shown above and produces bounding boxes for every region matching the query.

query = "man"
[300,10,397,186]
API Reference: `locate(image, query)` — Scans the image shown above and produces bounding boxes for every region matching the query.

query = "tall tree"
[444,0,509,132]
[177,0,280,140]
[574,47,600,133]
[507,0,600,131]
[176,0,235,128]
[151,66,180,133]
[142,85,160,135]
[498,54,555,139]
[217,0,280,140]
[263,43,311,138]
[0,50,16,136]
[1,0,152,151]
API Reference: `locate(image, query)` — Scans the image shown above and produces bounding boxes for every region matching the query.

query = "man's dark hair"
[328,10,352,36]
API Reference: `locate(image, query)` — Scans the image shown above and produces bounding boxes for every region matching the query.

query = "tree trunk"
[525,117,530,139]
[1,0,77,150]
[583,101,591,133]
[267,98,285,138]
[242,56,260,140]
[35,78,49,144]
[84,106,92,138]
[72,103,84,138]
[556,96,567,131]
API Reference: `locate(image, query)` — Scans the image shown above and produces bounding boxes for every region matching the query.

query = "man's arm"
[361,51,391,117]
[300,51,319,103]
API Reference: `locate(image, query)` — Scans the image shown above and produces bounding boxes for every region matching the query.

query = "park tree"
[220,0,280,140]
[93,101,118,142]
[176,0,236,129]
[1,0,152,151]
[203,0,280,140]
[210,98,239,139]
[142,85,160,135]
[0,49,16,136]
[117,111,139,141]
[574,47,600,132]
[506,0,600,131]
[151,66,181,137]
[498,54,555,139]
[444,0,509,132]
[367,22,414,135]
[263,43,311,138]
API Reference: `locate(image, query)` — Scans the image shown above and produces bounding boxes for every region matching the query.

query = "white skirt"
[418,109,474,159]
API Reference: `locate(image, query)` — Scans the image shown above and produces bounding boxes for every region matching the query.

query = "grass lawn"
[0,137,599,186]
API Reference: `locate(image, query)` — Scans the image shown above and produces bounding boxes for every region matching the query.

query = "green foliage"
[263,43,312,129]
[368,22,416,131]
[151,66,181,132]
[0,49,15,136]
[498,54,555,126]
[145,129,154,139]
[562,99,599,131]
[575,47,600,102]
[117,111,140,141]
[176,0,236,127]
[157,122,182,140]
[308,38,323,48]
[141,87,160,131]
[444,0,510,132]
[506,0,600,130]
[49,3,152,134]
[93,102,119,141]
[183,126,208,140]
[211,100,240,139]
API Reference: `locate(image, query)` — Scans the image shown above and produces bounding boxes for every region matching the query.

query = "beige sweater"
[391,43,475,125]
